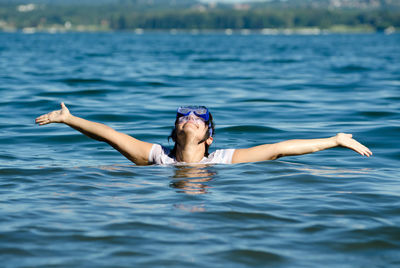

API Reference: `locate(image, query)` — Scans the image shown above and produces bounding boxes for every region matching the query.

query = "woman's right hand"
[35,102,71,126]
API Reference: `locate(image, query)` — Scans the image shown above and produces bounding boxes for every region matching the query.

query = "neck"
[175,141,206,163]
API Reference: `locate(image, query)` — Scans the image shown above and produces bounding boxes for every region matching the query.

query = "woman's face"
[175,113,209,142]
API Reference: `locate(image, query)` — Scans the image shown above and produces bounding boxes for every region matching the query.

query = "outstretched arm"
[232,133,372,164]
[35,103,153,165]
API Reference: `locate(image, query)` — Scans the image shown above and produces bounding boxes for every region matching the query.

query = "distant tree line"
[1,3,399,31]
[108,9,399,31]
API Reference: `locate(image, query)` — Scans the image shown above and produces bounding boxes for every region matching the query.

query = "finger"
[345,137,372,157]
[35,114,51,125]
[356,145,368,156]
[359,149,368,157]
[347,141,366,156]
[363,148,372,157]
[61,102,66,109]
[37,119,50,126]
[357,143,372,157]
[352,138,372,154]
[352,147,364,156]
[35,114,47,121]
[356,145,372,157]
[37,119,49,124]
[36,113,50,121]
[35,116,46,124]
[362,150,371,157]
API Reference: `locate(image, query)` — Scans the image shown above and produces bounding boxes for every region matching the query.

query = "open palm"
[35,102,70,125]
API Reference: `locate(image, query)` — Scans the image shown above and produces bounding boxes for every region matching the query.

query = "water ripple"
[1,32,399,267]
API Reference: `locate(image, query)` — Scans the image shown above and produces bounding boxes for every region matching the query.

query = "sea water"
[0,32,399,267]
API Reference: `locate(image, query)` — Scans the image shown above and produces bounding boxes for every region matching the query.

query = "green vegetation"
[0,2,398,32]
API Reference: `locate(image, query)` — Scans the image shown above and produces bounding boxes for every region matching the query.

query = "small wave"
[55,78,107,85]
[358,111,398,118]
[0,247,33,256]
[88,113,137,122]
[384,96,400,102]
[114,80,175,88]
[85,52,112,57]
[221,125,282,133]
[333,226,400,251]
[332,64,371,73]
[365,126,400,137]
[38,89,111,97]
[214,210,299,223]
[211,249,286,265]
[264,58,300,64]
[53,78,175,88]
[0,167,57,177]
[193,57,241,63]
[337,239,398,251]
[110,250,149,257]
[103,221,178,233]
[2,99,50,109]
[238,98,307,104]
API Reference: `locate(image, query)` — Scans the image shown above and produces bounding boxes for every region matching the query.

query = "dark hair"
[168,112,215,157]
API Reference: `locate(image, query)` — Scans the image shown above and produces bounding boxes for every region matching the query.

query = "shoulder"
[204,148,235,164]
[148,144,175,165]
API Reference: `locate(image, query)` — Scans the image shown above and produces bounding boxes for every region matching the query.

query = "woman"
[35,103,372,165]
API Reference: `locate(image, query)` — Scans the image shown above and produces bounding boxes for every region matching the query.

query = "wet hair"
[168,112,215,157]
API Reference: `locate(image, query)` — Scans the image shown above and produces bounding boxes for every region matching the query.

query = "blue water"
[1,32,400,267]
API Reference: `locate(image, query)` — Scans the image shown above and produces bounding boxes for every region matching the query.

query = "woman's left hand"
[335,133,372,157]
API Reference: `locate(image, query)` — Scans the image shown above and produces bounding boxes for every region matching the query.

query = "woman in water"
[35,103,372,165]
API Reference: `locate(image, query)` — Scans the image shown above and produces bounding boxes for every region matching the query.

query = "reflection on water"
[283,161,372,178]
[170,165,217,195]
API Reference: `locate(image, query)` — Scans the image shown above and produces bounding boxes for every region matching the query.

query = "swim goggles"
[176,106,213,136]
[177,106,210,121]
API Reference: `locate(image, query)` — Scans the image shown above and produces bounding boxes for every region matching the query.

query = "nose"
[187,112,197,120]
[185,113,198,123]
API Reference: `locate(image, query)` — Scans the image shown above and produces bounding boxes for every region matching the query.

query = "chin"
[183,123,198,131]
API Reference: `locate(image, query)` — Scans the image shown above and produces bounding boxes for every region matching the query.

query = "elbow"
[269,143,285,160]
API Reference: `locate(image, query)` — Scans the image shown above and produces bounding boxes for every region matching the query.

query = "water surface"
[1,32,399,267]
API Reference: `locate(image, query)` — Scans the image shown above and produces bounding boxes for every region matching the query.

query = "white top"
[148,144,235,165]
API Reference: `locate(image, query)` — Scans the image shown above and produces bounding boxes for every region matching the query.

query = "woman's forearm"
[232,136,338,163]
[275,137,338,158]
[64,114,116,142]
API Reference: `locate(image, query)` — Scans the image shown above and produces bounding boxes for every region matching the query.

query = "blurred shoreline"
[1,1,398,35]
[1,26,397,35]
